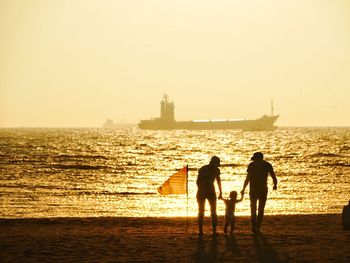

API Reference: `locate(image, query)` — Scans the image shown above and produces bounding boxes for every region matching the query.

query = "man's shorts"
[196,190,217,203]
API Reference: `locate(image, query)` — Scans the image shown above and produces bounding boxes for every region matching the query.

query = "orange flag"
[157,166,188,195]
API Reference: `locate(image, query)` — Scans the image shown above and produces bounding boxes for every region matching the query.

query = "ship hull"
[138,115,279,131]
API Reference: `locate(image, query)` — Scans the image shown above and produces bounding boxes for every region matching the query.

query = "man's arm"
[241,174,250,195]
[270,166,277,190]
[217,173,223,200]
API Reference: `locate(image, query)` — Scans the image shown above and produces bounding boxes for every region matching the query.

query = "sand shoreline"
[1,214,349,262]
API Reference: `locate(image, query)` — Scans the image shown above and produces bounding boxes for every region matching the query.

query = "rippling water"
[0,127,349,218]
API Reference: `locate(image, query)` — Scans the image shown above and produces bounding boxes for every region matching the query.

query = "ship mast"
[160,94,175,122]
[271,100,274,117]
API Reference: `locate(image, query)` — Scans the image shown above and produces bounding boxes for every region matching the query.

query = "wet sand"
[1,214,349,262]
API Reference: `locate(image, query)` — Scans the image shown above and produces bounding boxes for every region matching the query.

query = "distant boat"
[102,118,116,129]
[138,95,279,130]
[102,119,135,129]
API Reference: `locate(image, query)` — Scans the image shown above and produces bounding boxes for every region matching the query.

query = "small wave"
[340,146,350,152]
[0,185,156,196]
[220,163,240,168]
[114,192,155,196]
[275,153,299,159]
[1,185,68,191]
[307,153,341,158]
[323,162,350,167]
[75,191,156,196]
[51,164,110,170]
[186,164,240,171]
[56,154,108,160]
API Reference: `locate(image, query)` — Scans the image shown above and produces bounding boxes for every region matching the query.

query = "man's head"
[251,152,264,161]
[209,156,220,167]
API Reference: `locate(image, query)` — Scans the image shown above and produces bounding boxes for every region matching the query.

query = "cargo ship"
[138,95,279,130]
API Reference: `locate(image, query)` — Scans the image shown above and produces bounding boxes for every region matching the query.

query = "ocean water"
[0,127,349,218]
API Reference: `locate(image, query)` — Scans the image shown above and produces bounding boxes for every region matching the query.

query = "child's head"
[229,191,238,200]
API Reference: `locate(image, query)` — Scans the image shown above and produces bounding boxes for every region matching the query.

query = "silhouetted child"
[342,200,350,230]
[220,191,243,234]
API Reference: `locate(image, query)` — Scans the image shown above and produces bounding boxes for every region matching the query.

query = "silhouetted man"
[342,200,350,230]
[196,156,223,236]
[241,152,277,233]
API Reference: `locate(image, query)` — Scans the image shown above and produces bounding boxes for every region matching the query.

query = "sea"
[0,127,349,219]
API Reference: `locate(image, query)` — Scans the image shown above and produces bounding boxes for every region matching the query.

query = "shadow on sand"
[194,233,283,262]
[253,233,283,263]
[194,235,242,262]
[195,236,219,262]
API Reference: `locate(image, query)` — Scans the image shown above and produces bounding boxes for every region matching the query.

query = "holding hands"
[218,192,223,200]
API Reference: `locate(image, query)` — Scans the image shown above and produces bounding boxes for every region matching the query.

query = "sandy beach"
[0,214,349,262]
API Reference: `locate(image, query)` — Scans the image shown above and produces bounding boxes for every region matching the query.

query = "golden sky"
[1,0,349,127]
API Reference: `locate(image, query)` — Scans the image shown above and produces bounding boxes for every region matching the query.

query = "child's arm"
[236,193,244,203]
[219,196,227,202]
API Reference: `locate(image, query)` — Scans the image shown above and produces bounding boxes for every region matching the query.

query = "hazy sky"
[1,0,349,127]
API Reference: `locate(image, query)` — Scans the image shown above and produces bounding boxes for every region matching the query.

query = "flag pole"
[186,164,189,233]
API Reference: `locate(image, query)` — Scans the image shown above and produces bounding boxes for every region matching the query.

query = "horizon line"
[0,125,349,129]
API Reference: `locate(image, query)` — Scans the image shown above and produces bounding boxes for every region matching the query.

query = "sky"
[1,0,349,127]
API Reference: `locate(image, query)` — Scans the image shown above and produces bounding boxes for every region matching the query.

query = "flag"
[157,166,188,195]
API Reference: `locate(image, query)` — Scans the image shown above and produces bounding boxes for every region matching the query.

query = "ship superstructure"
[138,95,279,130]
